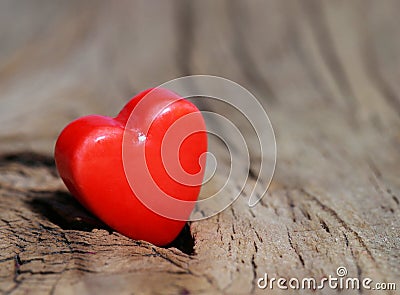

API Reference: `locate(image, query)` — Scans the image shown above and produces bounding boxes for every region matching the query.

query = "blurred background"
[0,0,399,155]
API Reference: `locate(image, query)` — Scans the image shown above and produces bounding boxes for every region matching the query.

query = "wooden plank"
[0,0,399,294]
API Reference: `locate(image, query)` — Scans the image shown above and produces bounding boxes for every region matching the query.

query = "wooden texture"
[0,1,399,294]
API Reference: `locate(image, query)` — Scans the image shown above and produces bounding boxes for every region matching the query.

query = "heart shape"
[55,88,207,246]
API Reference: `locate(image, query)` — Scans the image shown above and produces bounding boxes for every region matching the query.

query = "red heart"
[55,88,207,246]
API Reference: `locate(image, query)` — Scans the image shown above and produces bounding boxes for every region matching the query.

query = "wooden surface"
[0,1,399,294]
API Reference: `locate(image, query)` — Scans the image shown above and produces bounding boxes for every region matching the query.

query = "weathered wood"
[0,0,399,294]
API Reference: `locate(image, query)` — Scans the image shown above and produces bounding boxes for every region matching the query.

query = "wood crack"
[287,228,305,267]
[302,189,377,264]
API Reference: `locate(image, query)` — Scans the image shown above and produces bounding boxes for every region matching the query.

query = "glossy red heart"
[54,88,207,246]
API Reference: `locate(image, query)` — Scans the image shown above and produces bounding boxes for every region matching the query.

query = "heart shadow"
[2,152,196,255]
[27,190,195,255]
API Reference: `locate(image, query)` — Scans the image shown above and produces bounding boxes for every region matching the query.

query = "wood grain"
[0,1,399,294]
